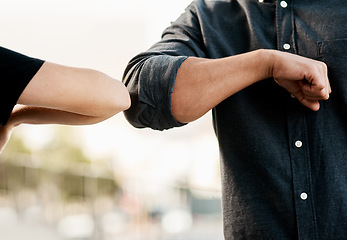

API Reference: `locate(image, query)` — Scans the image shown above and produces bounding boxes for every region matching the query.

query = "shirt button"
[290,94,295,99]
[295,140,303,148]
[300,192,308,200]
[280,1,288,8]
[283,43,291,50]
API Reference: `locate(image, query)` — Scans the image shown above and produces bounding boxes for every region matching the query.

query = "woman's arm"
[18,61,130,120]
[0,61,130,153]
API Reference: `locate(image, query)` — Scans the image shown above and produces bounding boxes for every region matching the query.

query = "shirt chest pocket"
[317,39,347,104]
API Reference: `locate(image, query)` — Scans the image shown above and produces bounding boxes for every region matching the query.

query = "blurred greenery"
[0,125,118,203]
[2,125,91,166]
[2,132,31,155]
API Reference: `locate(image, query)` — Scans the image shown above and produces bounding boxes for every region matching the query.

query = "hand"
[0,124,14,154]
[270,51,331,111]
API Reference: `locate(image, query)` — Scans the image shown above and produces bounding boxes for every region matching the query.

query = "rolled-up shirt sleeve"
[123,53,188,130]
[122,2,205,131]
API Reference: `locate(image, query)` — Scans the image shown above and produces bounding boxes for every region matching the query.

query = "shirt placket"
[276,1,318,239]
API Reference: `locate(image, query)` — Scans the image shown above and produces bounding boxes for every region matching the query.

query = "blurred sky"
[0,0,220,193]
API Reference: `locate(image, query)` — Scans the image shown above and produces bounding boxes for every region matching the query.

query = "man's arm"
[122,2,330,130]
[172,49,331,123]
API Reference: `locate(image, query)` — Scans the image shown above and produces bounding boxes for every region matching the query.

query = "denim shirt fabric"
[122,0,347,239]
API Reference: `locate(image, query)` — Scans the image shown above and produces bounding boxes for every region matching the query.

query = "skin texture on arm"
[0,61,131,153]
[172,49,331,123]
[18,61,131,121]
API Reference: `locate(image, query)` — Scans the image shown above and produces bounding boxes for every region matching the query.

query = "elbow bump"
[92,89,130,121]
[107,86,131,116]
[117,84,131,111]
[106,80,131,115]
[118,89,131,112]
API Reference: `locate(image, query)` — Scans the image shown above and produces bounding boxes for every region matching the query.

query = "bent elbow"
[171,94,197,124]
[114,83,131,112]
[88,72,131,121]
[172,107,195,124]
[103,81,131,119]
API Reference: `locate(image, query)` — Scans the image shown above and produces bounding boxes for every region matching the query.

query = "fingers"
[282,77,330,111]
[290,87,321,111]
[299,79,331,101]
[302,99,320,112]
[302,61,331,99]
[277,55,331,111]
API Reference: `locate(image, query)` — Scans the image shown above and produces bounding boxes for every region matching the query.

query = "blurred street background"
[0,0,223,239]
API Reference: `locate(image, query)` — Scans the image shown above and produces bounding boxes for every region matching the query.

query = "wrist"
[255,49,276,80]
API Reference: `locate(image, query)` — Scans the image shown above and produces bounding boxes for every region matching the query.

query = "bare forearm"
[0,60,131,154]
[8,105,109,127]
[18,62,131,120]
[172,50,271,123]
[172,49,331,123]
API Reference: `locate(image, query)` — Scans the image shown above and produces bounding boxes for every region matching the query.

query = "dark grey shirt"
[123,0,347,239]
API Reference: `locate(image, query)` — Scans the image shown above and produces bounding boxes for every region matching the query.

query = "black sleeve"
[0,46,45,125]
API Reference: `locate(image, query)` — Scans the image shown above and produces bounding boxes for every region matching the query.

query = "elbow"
[103,81,131,118]
[172,95,209,124]
[172,103,210,124]
[89,72,131,121]
[171,91,197,124]
[115,83,131,112]
[172,106,194,124]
